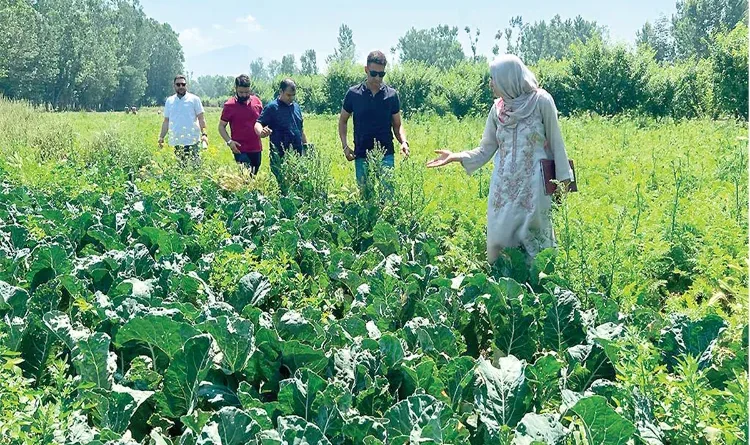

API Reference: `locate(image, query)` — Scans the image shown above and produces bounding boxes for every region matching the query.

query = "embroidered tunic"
[457,90,573,262]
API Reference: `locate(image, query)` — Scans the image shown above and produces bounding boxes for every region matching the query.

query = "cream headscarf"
[490,54,540,127]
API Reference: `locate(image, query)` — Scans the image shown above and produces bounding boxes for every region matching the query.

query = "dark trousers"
[233,151,262,174]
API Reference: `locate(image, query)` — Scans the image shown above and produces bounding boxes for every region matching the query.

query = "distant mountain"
[185,45,259,77]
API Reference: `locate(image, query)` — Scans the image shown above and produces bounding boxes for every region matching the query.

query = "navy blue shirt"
[342,82,400,158]
[257,98,304,151]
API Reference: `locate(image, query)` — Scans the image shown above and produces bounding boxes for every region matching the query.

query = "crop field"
[0,99,747,444]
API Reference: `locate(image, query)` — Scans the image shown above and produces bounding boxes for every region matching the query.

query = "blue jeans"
[355,154,394,199]
[355,154,394,185]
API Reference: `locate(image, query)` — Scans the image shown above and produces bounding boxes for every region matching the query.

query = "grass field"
[0,99,747,444]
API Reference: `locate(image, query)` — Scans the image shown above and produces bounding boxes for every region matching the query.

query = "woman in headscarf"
[427,54,573,263]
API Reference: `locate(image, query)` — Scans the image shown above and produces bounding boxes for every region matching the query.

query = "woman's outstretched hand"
[426,150,457,168]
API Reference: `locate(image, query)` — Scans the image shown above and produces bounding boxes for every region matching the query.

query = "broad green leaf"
[526,354,564,411]
[157,334,214,418]
[115,314,201,359]
[403,317,461,360]
[485,279,538,361]
[415,359,448,402]
[280,340,328,376]
[439,356,475,410]
[199,315,254,373]
[181,410,212,435]
[514,412,566,445]
[275,310,325,347]
[43,311,113,389]
[74,333,115,390]
[87,384,153,434]
[196,407,261,445]
[18,316,55,385]
[564,344,616,392]
[633,389,664,445]
[384,394,451,444]
[140,227,186,259]
[87,226,126,252]
[542,288,585,352]
[372,221,399,256]
[378,334,404,369]
[0,280,27,317]
[310,384,349,439]
[110,278,156,305]
[570,395,636,445]
[197,381,242,409]
[277,415,332,445]
[277,369,327,421]
[474,356,529,431]
[230,272,271,312]
[660,313,727,370]
[342,416,387,444]
[27,243,72,289]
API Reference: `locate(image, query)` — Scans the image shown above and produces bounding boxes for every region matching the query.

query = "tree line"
[0,0,746,119]
[192,0,747,120]
[0,0,183,110]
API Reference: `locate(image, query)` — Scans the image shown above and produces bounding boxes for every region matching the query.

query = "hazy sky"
[138,0,678,76]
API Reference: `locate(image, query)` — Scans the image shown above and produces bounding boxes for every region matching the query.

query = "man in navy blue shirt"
[255,78,309,190]
[338,50,409,195]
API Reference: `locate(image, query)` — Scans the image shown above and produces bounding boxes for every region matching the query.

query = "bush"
[386,62,441,117]
[710,22,749,119]
[294,74,328,114]
[429,62,492,118]
[534,58,575,115]
[323,62,364,114]
[568,38,650,115]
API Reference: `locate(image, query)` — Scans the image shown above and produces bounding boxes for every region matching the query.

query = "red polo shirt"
[220,96,263,153]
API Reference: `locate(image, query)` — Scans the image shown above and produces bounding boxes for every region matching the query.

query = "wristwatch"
[226,140,233,146]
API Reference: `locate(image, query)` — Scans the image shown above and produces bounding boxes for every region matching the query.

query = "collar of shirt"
[275,98,296,108]
[359,82,386,96]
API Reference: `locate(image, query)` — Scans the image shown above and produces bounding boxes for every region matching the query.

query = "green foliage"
[395,25,465,70]
[0,0,183,110]
[0,98,745,444]
[710,22,749,119]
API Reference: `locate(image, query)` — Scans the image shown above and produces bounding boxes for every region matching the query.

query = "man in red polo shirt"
[218,74,269,174]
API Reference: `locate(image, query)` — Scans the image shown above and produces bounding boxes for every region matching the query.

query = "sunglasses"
[369,70,386,78]
[175,83,186,87]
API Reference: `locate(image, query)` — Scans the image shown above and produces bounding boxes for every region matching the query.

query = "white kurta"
[457,90,573,262]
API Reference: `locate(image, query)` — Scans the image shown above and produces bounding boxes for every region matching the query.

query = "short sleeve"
[391,91,401,114]
[194,96,205,115]
[220,103,231,122]
[257,103,274,126]
[342,90,354,113]
[163,100,170,119]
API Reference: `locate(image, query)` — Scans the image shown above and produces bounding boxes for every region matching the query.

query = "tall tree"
[395,25,465,69]
[280,54,297,75]
[144,20,184,105]
[496,14,604,64]
[250,58,267,81]
[267,59,281,78]
[636,15,674,62]
[464,26,481,62]
[300,49,318,75]
[326,24,356,65]
[671,0,748,59]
